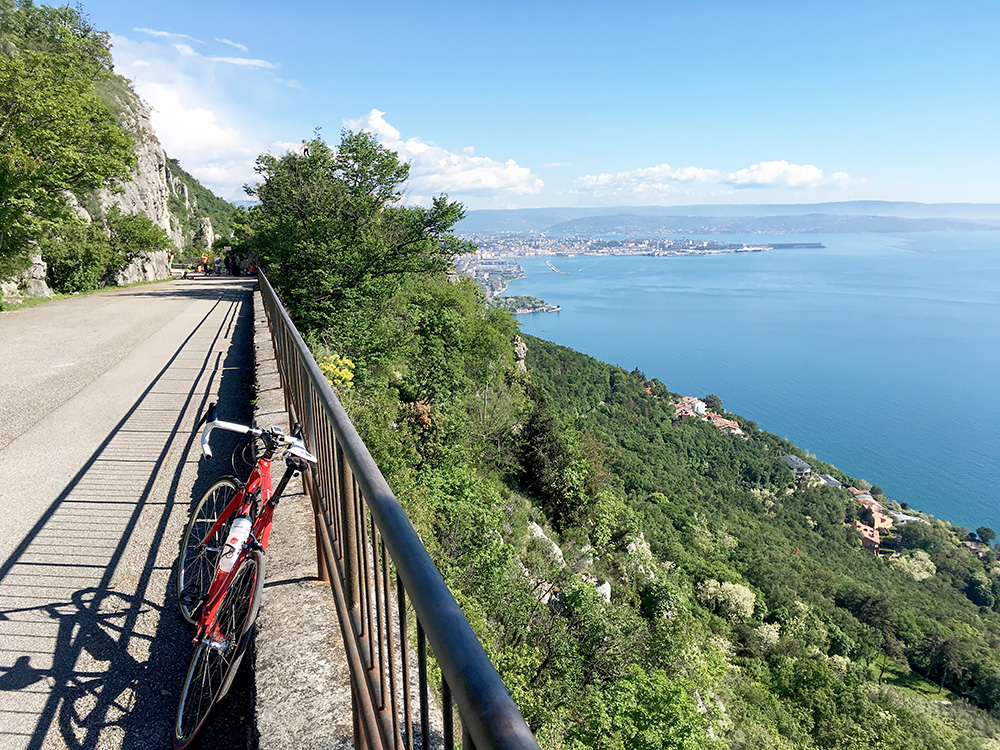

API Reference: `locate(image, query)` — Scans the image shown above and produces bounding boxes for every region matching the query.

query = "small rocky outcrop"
[106,251,172,286]
[193,217,215,253]
[513,335,528,373]
[1,255,52,303]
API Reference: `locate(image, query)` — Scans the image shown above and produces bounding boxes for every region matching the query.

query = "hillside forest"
[236,129,1000,749]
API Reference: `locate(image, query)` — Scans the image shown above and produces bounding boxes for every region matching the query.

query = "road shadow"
[0,281,256,750]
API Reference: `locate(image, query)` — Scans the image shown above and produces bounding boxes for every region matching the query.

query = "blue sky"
[81,0,999,208]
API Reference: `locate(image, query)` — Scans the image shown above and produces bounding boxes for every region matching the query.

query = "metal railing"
[258,271,540,750]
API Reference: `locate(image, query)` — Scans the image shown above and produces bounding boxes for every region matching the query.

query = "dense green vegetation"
[242,125,1000,750]
[0,0,173,291]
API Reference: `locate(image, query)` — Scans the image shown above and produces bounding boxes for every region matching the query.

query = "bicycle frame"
[191,452,302,644]
[191,459,267,641]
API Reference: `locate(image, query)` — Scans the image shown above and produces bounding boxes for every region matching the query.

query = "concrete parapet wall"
[252,285,354,749]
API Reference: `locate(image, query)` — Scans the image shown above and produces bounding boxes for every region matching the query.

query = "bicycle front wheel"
[176,476,240,626]
[174,549,265,749]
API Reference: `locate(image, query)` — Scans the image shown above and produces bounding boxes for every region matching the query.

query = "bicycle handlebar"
[197,402,317,464]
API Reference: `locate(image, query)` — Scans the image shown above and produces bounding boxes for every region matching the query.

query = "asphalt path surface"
[0,278,258,749]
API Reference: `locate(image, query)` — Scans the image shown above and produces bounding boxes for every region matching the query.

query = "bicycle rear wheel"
[176,476,240,625]
[174,549,265,749]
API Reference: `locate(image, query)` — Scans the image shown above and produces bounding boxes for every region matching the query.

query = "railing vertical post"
[354,684,370,750]
[314,511,330,582]
[340,445,361,613]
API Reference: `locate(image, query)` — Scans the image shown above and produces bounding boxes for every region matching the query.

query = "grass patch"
[0,276,175,312]
[881,662,960,702]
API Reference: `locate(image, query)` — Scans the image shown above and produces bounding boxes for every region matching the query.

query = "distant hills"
[457,201,1000,235]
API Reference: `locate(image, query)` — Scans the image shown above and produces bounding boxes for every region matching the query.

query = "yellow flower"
[317,352,355,389]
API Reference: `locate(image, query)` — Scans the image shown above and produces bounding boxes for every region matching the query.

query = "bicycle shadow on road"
[0,282,256,750]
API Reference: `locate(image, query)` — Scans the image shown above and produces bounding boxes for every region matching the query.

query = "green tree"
[245,130,471,343]
[40,206,171,293]
[0,1,134,275]
[570,665,719,750]
[976,526,996,545]
[703,393,723,413]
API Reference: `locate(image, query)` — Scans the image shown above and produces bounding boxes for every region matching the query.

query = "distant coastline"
[454,237,827,299]
[506,232,1000,533]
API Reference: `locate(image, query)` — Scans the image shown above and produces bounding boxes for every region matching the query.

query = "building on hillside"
[891,511,929,526]
[849,520,881,553]
[679,396,707,415]
[847,486,874,500]
[780,455,812,478]
[674,403,696,420]
[706,414,745,436]
[819,474,842,488]
[962,540,987,558]
[871,509,893,530]
[858,496,884,513]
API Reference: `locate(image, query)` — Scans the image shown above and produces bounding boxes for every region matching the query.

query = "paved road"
[0,278,257,749]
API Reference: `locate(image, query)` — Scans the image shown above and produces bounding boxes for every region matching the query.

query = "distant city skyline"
[81,0,999,208]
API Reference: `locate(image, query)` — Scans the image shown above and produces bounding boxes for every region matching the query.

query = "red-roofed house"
[871,510,892,530]
[680,396,707,415]
[707,415,745,436]
[858,496,884,514]
[849,520,881,553]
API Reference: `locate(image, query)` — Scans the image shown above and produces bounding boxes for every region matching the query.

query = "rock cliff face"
[77,92,215,285]
[1,81,227,304]
[86,91,181,282]
[95,97,177,245]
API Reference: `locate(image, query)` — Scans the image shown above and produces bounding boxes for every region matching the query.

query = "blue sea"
[506,231,1000,533]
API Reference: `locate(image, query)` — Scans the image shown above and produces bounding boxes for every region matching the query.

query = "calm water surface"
[507,231,1000,532]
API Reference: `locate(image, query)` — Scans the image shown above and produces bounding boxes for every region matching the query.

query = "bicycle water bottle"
[219,516,252,572]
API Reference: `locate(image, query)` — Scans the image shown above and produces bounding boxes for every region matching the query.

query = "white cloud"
[544,162,572,168]
[574,163,720,199]
[270,140,301,154]
[139,82,257,163]
[170,40,276,69]
[216,37,248,52]
[205,55,278,69]
[345,109,543,199]
[134,28,203,44]
[724,160,824,188]
[187,159,258,200]
[575,159,856,200]
[109,33,266,198]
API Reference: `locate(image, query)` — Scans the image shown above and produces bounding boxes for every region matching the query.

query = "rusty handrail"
[257,271,539,750]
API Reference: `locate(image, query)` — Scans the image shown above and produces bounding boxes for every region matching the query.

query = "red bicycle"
[173,402,317,748]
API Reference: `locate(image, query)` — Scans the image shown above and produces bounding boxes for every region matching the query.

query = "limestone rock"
[1,255,52,303]
[513,335,528,373]
[193,217,215,253]
[91,96,177,249]
[528,522,565,566]
[106,251,172,286]
[596,580,612,602]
